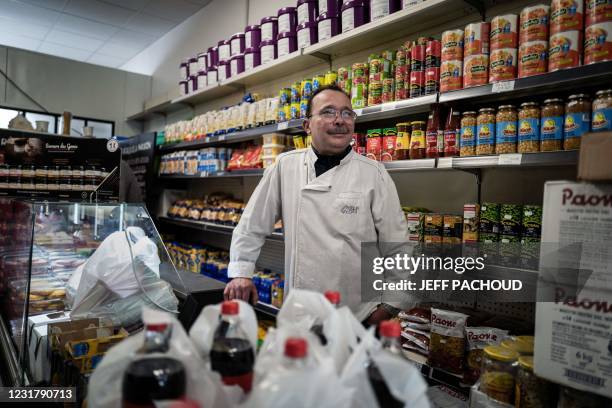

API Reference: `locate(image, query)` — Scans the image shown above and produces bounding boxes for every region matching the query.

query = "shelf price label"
[437,157,453,168]
[354,108,363,116]
[218,135,226,141]
[498,153,522,165]
[277,121,289,131]
[492,80,515,93]
[381,102,396,112]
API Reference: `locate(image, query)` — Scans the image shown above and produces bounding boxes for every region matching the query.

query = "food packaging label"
[463,54,489,88]
[342,8,355,32]
[520,5,551,42]
[298,4,309,25]
[541,116,564,140]
[371,0,390,21]
[584,21,612,64]
[261,44,275,64]
[518,41,549,77]
[440,60,463,92]
[261,22,275,42]
[490,14,518,49]
[318,19,332,41]
[548,30,582,71]
[279,14,291,34]
[245,54,254,70]
[489,48,517,83]
[278,38,290,57]
[298,28,311,49]
[442,29,464,61]
[518,118,540,142]
[551,0,584,33]
[465,22,490,56]
[586,0,612,25]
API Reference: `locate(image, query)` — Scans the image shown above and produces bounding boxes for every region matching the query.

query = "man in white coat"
[224,85,409,325]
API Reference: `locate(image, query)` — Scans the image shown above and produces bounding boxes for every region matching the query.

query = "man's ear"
[303,118,311,135]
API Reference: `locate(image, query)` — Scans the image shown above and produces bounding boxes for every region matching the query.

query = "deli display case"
[0,198,186,386]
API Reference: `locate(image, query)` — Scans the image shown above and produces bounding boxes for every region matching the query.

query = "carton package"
[534,181,612,399]
[578,132,612,181]
[27,312,72,383]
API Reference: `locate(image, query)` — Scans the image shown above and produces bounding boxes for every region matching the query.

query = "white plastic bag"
[88,307,234,408]
[341,328,430,408]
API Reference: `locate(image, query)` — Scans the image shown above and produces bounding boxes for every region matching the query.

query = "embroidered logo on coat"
[341,205,359,215]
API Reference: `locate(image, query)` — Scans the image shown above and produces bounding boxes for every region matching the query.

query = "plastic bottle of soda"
[141,323,172,354]
[367,320,404,408]
[282,337,309,370]
[311,291,341,345]
[209,301,255,393]
[324,290,341,307]
[122,357,187,408]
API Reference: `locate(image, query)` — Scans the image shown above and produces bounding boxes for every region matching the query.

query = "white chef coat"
[228,147,410,321]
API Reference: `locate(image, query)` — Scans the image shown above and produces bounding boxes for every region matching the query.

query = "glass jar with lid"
[479,345,519,404]
[540,98,564,151]
[592,89,612,132]
[564,94,591,150]
[495,105,518,154]
[515,355,554,408]
[460,111,477,157]
[501,335,534,356]
[518,102,540,153]
[476,108,496,155]
[409,120,426,160]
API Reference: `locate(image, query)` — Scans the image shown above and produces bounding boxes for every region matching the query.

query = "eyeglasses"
[312,108,357,121]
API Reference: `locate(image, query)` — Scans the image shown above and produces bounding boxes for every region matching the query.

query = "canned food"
[551,0,584,34]
[441,30,464,61]
[352,133,367,156]
[584,22,612,64]
[549,31,583,71]
[396,122,411,160]
[381,127,398,161]
[465,22,490,56]
[338,66,350,81]
[291,81,301,103]
[382,78,395,103]
[463,54,489,88]
[300,100,309,118]
[368,81,383,106]
[518,41,548,78]
[426,39,441,68]
[518,102,541,153]
[410,70,424,98]
[477,108,496,155]
[520,5,550,43]
[279,87,291,105]
[592,89,612,131]
[278,104,291,122]
[586,0,612,25]
[489,48,517,83]
[301,79,313,99]
[425,67,440,95]
[541,98,565,151]
[564,94,591,150]
[411,44,425,71]
[490,14,518,50]
[495,105,518,154]
[324,70,338,86]
[461,111,477,156]
[290,102,301,120]
[351,62,368,108]
[440,60,463,92]
[366,129,382,161]
[312,74,325,91]
[369,58,383,81]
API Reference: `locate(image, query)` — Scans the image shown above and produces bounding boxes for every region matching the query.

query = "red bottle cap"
[324,290,341,305]
[285,337,308,358]
[379,320,401,338]
[145,323,168,332]
[221,301,239,315]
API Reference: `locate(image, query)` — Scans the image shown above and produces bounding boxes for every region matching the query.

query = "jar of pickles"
[540,98,564,152]
[479,345,519,404]
[477,108,496,155]
[518,102,540,153]
[564,94,591,151]
[460,111,477,157]
[515,356,553,408]
[495,105,518,154]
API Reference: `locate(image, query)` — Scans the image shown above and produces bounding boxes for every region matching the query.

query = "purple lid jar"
[197,70,207,90]
[230,54,245,76]
[317,12,339,42]
[341,0,369,33]
[244,47,261,70]
[179,60,188,79]
[230,32,245,57]
[297,0,318,25]
[260,16,278,42]
[197,52,207,71]
[189,74,198,94]
[259,40,277,65]
[218,60,230,81]
[277,7,297,35]
[207,46,218,69]
[277,32,297,57]
[297,21,318,48]
[179,80,188,96]
[370,0,401,21]
[188,57,198,77]
[207,66,218,86]
[318,0,341,17]
[245,25,261,50]
[218,39,231,63]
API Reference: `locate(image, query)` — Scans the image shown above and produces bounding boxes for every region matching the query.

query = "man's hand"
[224,278,258,304]
[365,305,394,328]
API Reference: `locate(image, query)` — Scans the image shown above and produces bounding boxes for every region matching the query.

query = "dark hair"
[306,84,351,118]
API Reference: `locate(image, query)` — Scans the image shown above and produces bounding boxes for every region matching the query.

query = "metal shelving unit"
[254,301,280,317]
[158,216,284,241]
[437,151,579,169]
[355,95,436,123]
[159,169,265,179]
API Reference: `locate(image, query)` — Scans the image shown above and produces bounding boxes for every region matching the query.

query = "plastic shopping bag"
[88,307,235,408]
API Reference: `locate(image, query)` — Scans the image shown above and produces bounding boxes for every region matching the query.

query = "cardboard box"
[534,181,612,399]
[48,318,100,352]
[64,328,128,374]
[27,312,72,383]
[578,132,612,181]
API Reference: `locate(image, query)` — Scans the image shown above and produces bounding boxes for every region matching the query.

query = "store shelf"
[356,95,437,123]
[384,159,437,171]
[126,99,189,121]
[254,301,280,317]
[158,216,284,241]
[159,169,265,179]
[304,0,474,59]
[437,151,578,169]
[439,61,612,105]
[158,119,304,152]
[403,350,468,389]
[172,82,239,106]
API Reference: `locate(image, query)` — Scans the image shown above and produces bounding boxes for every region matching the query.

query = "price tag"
[381,102,396,112]
[437,157,453,168]
[498,153,522,165]
[199,171,208,178]
[492,80,515,93]
[277,121,289,131]
[218,135,226,141]
[354,108,363,116]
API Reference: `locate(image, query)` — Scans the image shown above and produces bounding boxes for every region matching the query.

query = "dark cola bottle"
[122,357,187,408]
[367,320,404,408]
[209,301,255,393]
[311,290,341,346]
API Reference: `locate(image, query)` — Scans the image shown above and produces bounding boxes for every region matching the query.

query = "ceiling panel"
[0,33,42,52]
[144,0,202,22]
[125,12,176,37]
[64,0,136,26]
[87,53,128,68]
[110,29,156,48]
[102,0,149,11]
[38,42,92,60]
[96,41,142,60]
[54,13,118,40]
[0,16,52,40]
[45,29,105,52]
[18,0,67,11]
[0,0,60,26]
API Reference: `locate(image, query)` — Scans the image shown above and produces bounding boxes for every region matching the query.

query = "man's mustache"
[327,127,349,134]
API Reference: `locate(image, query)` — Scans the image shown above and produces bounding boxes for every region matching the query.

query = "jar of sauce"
[564,94,591,150]
[396,122,411,160]
[540,98,564,151]
[444,107,461,157]
[410,121,426,160]
[426,106,442,158]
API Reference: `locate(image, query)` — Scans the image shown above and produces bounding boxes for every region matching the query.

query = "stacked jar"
[244,25,261,71]
[179,59,189,96]
[341,0,369,33]
[549,0,584,72]
[463,22,490,88]
[370,0,401,21]
[394,47,409,100]
[518,4,550,78]
[368,53,393,106]
[495,105,518,154]
[278,7,298,58]
[440,29,464,92]
[260,16,279,65]
[489,14,519,83]
[262,133,286,168]
[351,62,368,108]
[584,0,612,65]
[297,0,319,49]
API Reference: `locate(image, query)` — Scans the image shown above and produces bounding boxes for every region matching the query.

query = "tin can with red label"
[518,41,549,77]
[411,45,425,71]
[585,21,612,64]
[586,0,612,25]
[551,0,584,34]
[442,30,464,61]
[352,133,367,156]
[549,30,583,71]
[489,48,518,83]
[425,67,440,95]
[465,22,491,57]
[381,128,398,161]
[410,70,424,98]
[366,129,382,161]
[463,54,489,88]
[426,40,441,68]
[520,5,551,43]
[490,14,519,50]
[440,60,463,92]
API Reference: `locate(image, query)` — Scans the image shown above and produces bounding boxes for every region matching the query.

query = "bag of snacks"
[428,308,468,374]
[398,307,431,324]
[464,327,509,384]
[401,328,430,355]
